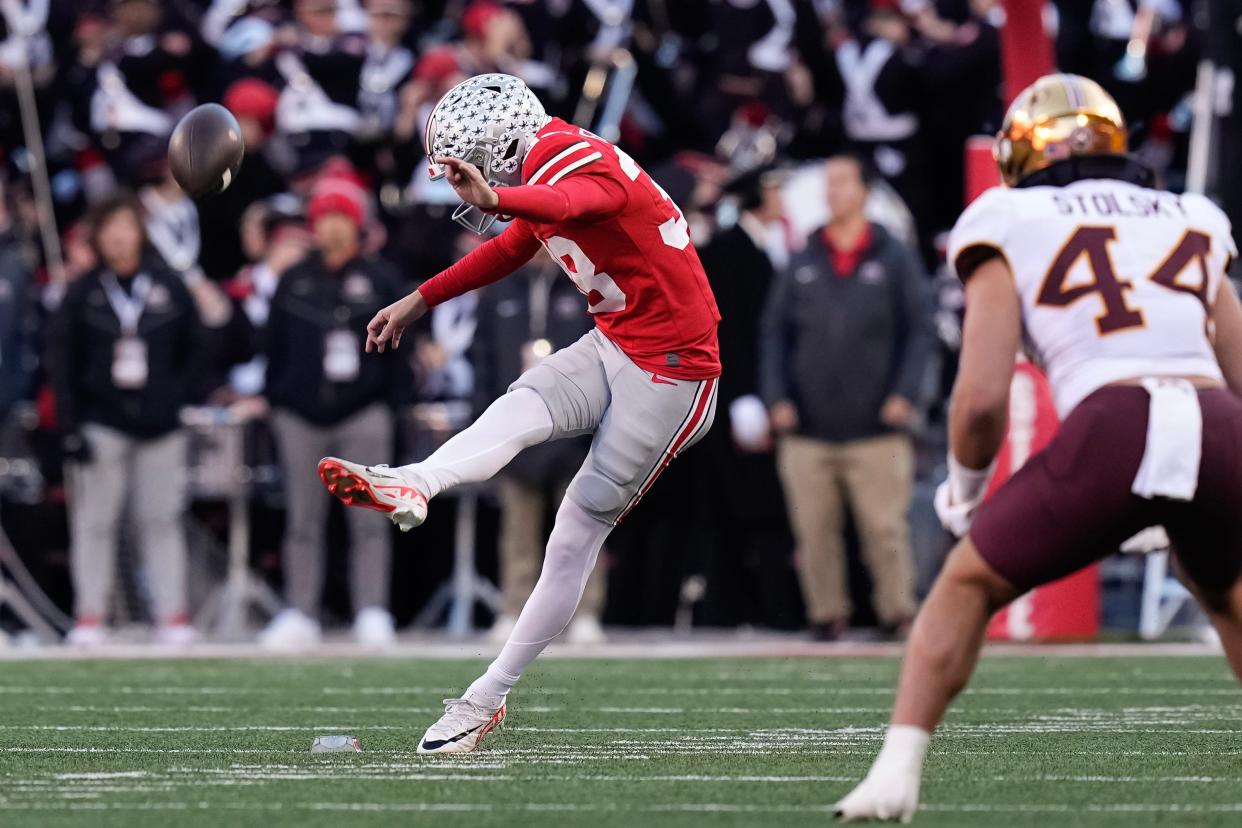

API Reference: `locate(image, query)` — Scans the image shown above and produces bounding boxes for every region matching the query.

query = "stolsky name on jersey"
[1051,188,1191,219]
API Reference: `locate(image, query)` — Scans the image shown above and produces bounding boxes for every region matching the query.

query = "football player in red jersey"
[316,74,721,753]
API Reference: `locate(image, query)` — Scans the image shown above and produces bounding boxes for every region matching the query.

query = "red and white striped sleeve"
[521,132,605,186]
[491,130,626,224]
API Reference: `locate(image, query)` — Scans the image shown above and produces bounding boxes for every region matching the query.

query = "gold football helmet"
[994,73,1128,186]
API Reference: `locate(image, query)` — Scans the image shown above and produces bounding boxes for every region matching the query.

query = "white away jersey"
[948,179,1238,415]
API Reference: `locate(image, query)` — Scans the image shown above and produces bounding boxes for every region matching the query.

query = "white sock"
[400,388,553,499]
[872,724,931,774]
[467,498,611,704]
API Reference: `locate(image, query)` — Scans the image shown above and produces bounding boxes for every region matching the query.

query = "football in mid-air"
[167,103,245,199]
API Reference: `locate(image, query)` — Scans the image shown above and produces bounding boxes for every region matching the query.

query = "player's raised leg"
[319,325,612,532]
[319,385,554,531]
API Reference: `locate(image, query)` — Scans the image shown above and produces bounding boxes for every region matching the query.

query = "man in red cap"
[258,170,410,651]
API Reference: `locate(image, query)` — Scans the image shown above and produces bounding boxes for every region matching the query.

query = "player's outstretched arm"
[370,220,542,353]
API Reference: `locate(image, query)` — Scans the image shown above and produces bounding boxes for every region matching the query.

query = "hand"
[228,396,271,422]
[436,157,500,211]
[834,762,922,823]
[880,394,915,429]
[768,400,799,434]
[62,433,93,465]
[933,479,980,538]
[366,291,428,353]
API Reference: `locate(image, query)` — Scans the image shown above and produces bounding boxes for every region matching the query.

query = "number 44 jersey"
[948,178,1238,416]
[513,119,721,379]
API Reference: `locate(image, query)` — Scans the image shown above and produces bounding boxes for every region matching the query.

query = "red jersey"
[417,118,721,379]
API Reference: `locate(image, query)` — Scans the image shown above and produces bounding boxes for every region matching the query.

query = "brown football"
[167,103,245,199]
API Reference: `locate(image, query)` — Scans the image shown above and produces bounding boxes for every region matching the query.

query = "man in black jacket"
[260,181,408,649]
[694,166,801,629]
[49,193,206,647]
[760,155,932,639]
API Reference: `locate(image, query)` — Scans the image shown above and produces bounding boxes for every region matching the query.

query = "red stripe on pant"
[616,377,716,524]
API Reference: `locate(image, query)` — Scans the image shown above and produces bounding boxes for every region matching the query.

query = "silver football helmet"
[425,73,550,233]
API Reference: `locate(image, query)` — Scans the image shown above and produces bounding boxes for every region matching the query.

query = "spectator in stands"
[470,249,604,644]
[63,0,208,181]
[760,155,931,640]
[694,165,801,629]
[196,77,288,281]
[226,196,311,408]
[259,173,407,650]
[0,205,33,426]
[835,0,930,259]
[909,0,1003,240]
[48,193,205,647]
[357,0,415,137]
[273,0,368,170]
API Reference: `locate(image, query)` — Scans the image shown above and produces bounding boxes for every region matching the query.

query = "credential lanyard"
[102,272,152,335]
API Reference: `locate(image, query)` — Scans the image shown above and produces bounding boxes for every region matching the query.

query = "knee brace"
[566,470,629,523]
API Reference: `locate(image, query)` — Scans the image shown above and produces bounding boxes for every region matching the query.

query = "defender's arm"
[950,256,1021,469]
[1211,278,1242,396]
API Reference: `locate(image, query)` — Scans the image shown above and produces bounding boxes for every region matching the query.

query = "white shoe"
[835,762,923,823]
[258,608,322,651]
[318,457,428,532]
[65,623,110,648]
[353,607,396,647]
[486,613,518,644]
[154,623,200,647]
[0,629,11,649]
[417,693,506,755]
[565,614,606,645]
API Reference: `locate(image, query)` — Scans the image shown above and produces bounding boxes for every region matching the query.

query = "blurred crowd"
[0,0,1223,646]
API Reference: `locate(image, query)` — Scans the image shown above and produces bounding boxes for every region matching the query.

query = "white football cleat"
[258,608,322,651]
[318,457,428,532]
[834,763,922,823]
[353,606,396,647]
[417,695,506,755]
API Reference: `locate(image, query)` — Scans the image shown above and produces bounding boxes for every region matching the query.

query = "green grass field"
[0,655,1239,827]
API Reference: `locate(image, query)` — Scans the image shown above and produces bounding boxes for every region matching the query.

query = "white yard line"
[3,801,1241,815]
[2,684,1237,697]
[0,638,1225,662]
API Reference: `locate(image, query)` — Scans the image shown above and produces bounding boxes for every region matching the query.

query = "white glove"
[933,479,980,538]
[834,757,923,823]
[933,455,995,537]
[835,725,929,824]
